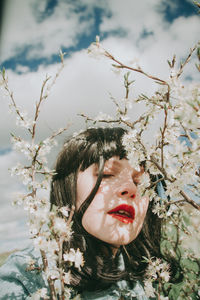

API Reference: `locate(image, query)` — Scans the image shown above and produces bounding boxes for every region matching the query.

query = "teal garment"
[79,280,148,299]
[0,245,149,299]
[0,245,47,299]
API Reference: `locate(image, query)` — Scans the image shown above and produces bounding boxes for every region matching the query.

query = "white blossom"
[60,206,70,218]
[53,217,72,239]
[144,280,156,298]
[63,248,84,271]
[29,288,49,300]
[87,36,106,59]
[63,271,71,284]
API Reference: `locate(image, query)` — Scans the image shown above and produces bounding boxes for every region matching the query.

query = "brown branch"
[58,237,65,300]
[106,51,168,86]
[40,249,57,300]
[32,76,51,139]
[67,205,75,226]
[3,82,33,135]
[32,51,66,140]
[160,108,168,168]
[32,125,70,166]
[148,176,165,189]
[180,190,200,210]
[149,156,174,182]
[79,113,147,130]
[176,45,198,78]
[149,157,200,210]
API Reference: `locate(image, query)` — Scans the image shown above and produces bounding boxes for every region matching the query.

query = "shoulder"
[0,244,47,299]
[76,280,149,300]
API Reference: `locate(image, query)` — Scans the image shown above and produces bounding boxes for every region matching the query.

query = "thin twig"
[79,113,147,130]
[105,50,169,86]
[58,237,65,300]
[180,190,200,210]
[160,108,168,168]
[67,205,75,226]
[176,45,198,78]
[40,249,57,300]
[149,156,200,210]
[32,76,51,139]
[2,79,33,135]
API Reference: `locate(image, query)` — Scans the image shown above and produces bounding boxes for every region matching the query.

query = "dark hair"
[50,127,161,292]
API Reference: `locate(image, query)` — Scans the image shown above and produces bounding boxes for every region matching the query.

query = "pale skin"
[76,156,149,252]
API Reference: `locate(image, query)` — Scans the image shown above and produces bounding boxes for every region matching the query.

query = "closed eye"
[102,174,114,178]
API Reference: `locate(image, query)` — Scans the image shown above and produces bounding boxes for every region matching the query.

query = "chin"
[104,235,135,246]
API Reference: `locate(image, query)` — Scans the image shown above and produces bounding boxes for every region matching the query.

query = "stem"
[149,156,173,182]
[67,205,75,226]
[106,51,169,86]
[160,108,168,168]
[40,250,57,300]
[32,76,51,138]
[58,237,65,300]
[79,113,146,130]
[176,45,198,78]
[3,83,33,135]
[149,157,200,210]
[180,190,200,210]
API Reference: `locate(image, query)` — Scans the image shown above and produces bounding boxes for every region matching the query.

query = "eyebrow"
[104,160,121,169]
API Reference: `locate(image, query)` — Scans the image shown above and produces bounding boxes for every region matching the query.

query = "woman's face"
[76,156,149,247]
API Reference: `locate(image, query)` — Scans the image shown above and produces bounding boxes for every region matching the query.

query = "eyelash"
[102,174,114,178]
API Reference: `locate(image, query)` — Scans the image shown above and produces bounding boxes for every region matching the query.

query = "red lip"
[107,204,135,224]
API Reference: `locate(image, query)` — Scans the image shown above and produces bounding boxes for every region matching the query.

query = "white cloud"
[1,0,96,61]
[100,0,162,37]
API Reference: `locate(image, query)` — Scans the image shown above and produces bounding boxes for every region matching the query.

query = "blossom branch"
[40,249,57,300]
[32,76,51,139]
[58,236,65,300]
[1,70,33,135]
[79,113,146,130]
[150,156,200,210]
[179,190,200,210]
[160,107,168,168]
[176,44,198,78]
[105,50,169,86]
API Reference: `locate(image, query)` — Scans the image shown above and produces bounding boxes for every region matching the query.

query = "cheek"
[76,178,96,210]
[81,196,107,233]
[134,196,149,231]
[138,196,149,215]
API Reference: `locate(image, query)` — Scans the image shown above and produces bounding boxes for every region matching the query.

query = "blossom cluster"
[143,257,170,298]
[1,66,84,300]
[86,38,200,299]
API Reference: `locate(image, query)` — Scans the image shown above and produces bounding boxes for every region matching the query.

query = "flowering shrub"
[0,52,84,299]
[1,37,200,299]
[87,37,200,299]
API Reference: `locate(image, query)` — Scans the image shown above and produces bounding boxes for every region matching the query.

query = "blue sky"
[0,0,199,252]
[0,0,199,72]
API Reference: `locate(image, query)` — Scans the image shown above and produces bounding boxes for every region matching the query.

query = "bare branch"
[180,190,200,210]
[176,44,198,78]
[40,250,57,300]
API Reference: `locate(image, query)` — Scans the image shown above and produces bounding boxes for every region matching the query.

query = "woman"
[50,127,161,297]
[0,127,180,299]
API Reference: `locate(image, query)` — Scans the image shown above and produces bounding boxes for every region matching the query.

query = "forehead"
[98,156,142,174]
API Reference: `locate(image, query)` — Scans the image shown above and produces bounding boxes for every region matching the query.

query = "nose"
[117,179,137,199]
